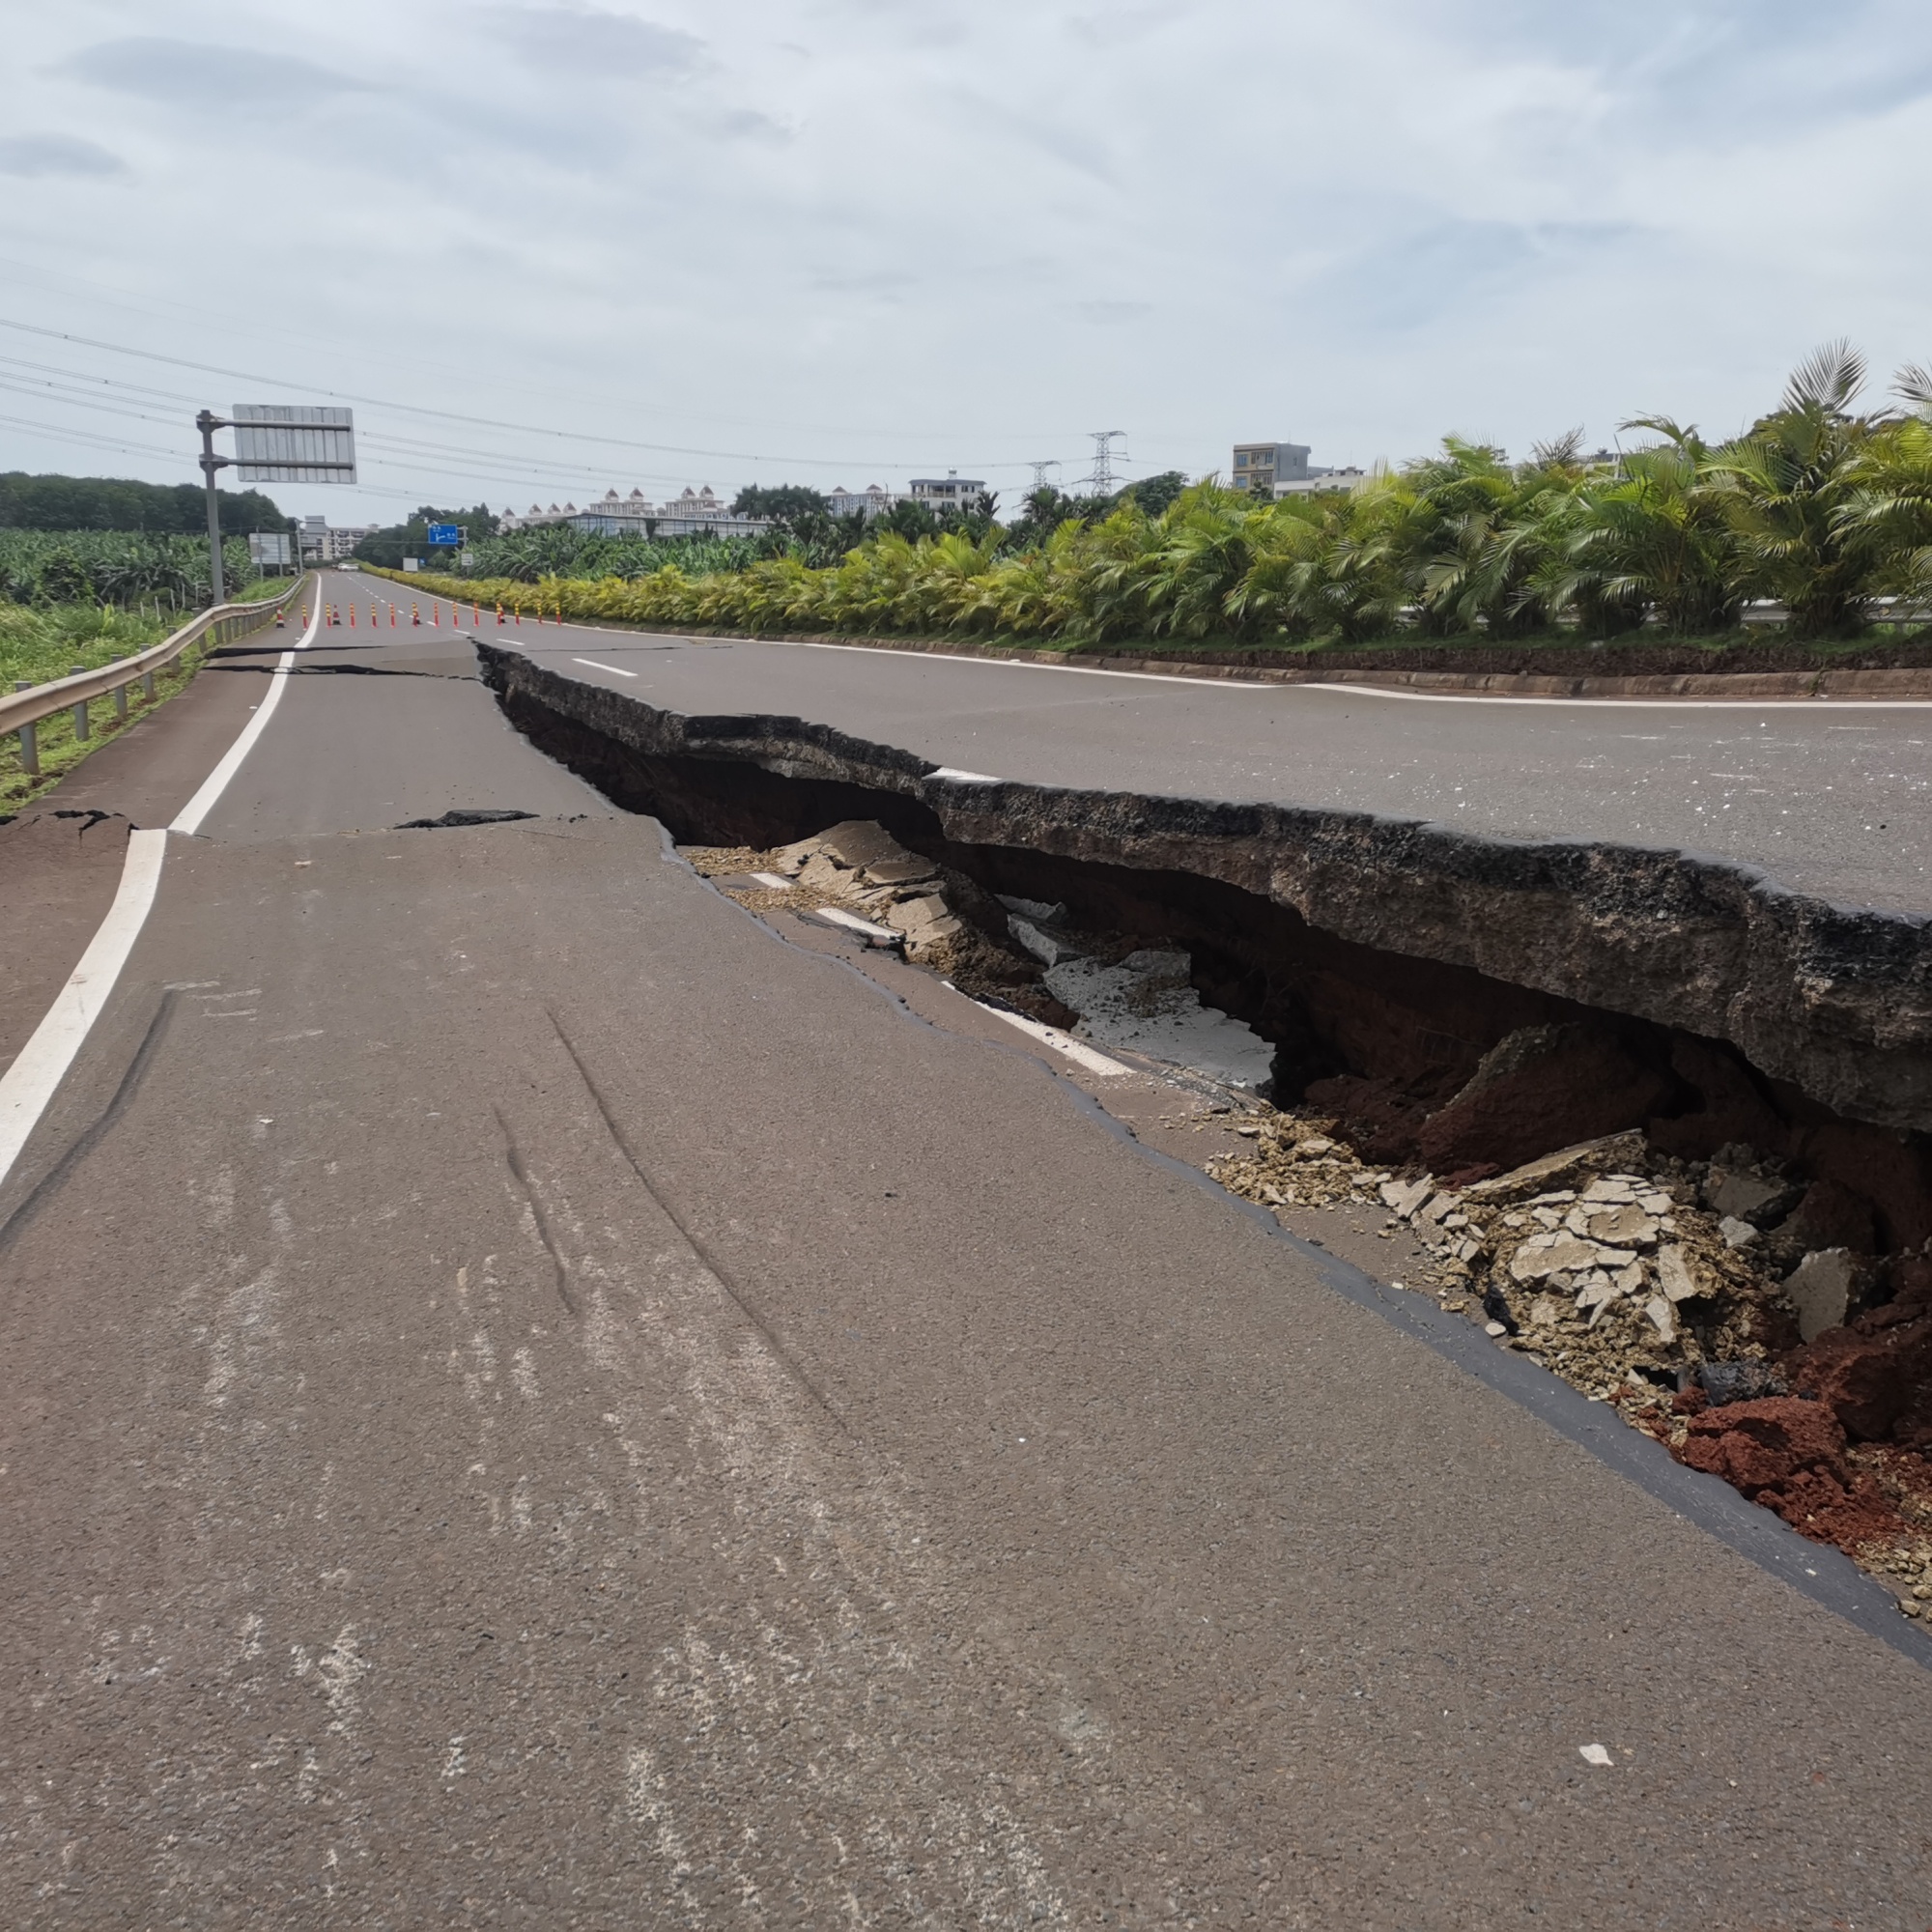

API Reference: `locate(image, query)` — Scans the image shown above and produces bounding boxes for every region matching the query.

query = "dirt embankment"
[476,640,1932,1611]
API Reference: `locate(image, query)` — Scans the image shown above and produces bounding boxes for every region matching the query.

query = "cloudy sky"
[3,0,1930,523]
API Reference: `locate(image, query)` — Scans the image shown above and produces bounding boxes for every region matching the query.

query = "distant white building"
[1276,467,1367,497]
[908,474,987,512]
[826,485,901,520]
[297,514,374,561]
[497,486,772,539]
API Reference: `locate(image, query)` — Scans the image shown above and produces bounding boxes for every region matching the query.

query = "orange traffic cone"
[496,602,504,625]
[412,603,421,626]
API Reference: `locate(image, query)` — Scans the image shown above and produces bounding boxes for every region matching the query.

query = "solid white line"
[0,828,166,1187]
[526,624,1932,711]
[969,999,1129,1077]
[572,657,639,678]
[170,575,324,835]
[755,636,1276,688]
[929,766,1000,783]
[1296,680,1932,712]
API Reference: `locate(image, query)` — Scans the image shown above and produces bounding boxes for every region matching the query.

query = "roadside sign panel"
[247,531,295,566]
[233,404,357,484]
[426,523,460,546]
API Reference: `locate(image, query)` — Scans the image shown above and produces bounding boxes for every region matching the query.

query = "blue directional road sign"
[426,523,460,547]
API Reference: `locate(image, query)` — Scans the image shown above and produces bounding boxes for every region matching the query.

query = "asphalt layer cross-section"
[488,614,1932,914]
[4,572,1932,1926]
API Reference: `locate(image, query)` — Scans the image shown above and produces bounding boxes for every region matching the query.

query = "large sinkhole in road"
[480,652,1932,1263]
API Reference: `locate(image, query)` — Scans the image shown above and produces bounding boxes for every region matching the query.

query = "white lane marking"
[1298,680,1932,712]
[750,870,790,890]
[761,636,1276,688]
[520,626,1932,709]
[929,766,1000,783]
[171,578,325,835]
[968,999,1128,1077]
[806,906,903,946]
[571,657,639,678]
[0,827,167,1188]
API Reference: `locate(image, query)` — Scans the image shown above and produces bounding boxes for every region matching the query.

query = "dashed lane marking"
[572,658,639,678]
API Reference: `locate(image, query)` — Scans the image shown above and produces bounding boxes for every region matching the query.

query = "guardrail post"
[13,680,36,776]
[114,683,128,722]
[70,667,89,741]
[142,668,156,700]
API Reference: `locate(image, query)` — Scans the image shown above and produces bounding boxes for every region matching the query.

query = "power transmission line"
[1082,430,1126,492]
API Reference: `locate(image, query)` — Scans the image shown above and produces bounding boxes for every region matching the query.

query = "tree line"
[0,471,291,537]
[397,347,1932,647]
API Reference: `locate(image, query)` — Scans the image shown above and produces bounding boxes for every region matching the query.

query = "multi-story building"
[1231,441,1311,494]
[296,515,375,561]
[826,485,901,520]
[1276,467,1366,497]
[908,474,988,512]
[1231,442,1363,497]
[498,487,772,539]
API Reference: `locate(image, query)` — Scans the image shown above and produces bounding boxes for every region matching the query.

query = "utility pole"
[196,409,229,608]
[1084,431,1126,494]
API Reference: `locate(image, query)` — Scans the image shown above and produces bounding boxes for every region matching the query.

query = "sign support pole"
[196,409,229,609]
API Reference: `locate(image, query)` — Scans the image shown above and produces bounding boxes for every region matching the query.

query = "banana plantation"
[0,529,254,614]
[411,346,1932,649]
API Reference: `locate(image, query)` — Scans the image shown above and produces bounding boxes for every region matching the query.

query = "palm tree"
[1540,420,1740,635]
[1703,341,1891,638]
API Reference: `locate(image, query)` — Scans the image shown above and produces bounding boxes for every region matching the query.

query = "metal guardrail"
[2,576,308,776]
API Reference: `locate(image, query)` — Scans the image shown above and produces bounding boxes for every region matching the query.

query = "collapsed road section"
[477,639,1932,1606]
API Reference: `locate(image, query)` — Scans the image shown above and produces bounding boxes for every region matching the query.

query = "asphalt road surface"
[472,601,1932,914]
[5,573,1932,1927]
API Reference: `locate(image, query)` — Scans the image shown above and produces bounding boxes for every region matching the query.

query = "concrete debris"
[1007,914,1082,968]
[1206,1108,1932,1615]
[1463,1133,1653,1205]
[996,894,1066,923]
[1042,950,1275,1090]
[1380,1176,1434,1219]
[1210,1117,1776,1412]
[1719,1216,1761,1249]
[812,819,909,871]
[1702,1151,1803,1228]
[1654,1244,1707,1303]
[1782,1248,1861,1344]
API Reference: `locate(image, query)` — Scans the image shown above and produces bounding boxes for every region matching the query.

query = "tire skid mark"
[508,1108,1076,1923]
[492,1103,577,1315]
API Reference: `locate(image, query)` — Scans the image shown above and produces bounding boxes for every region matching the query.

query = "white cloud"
[1,0,1929,521]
